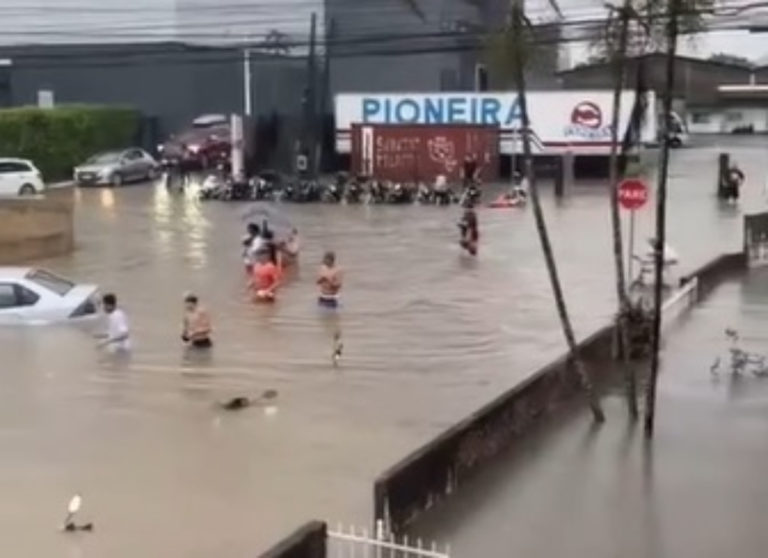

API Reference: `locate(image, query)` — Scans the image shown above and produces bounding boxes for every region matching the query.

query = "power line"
[0,18,750,73]
[0,5,752,47]
[0,1,755,43]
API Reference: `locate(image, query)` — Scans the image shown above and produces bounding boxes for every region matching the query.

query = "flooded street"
[410,269,768,558]
[0,138,765,556]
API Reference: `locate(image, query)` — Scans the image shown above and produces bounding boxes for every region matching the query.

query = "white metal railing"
[660,276,698,335]
[327,521,450,558]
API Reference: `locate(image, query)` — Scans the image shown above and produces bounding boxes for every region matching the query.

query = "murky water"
[0,138,765,556]
[411,269,768,558]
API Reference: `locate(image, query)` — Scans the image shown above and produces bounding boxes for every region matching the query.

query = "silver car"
[74,148,159,187]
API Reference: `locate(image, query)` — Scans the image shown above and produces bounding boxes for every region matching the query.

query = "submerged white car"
[0,268,99,324]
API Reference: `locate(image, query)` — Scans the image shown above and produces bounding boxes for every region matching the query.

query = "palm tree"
[399,0,604,421]
[644,0,680,438]
[507,0,605,422]
[597,0,711,421]
[605,1,638,419]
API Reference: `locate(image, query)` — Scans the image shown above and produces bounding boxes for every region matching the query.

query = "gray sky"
[0,0,766,64]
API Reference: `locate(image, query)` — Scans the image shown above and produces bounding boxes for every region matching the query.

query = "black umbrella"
[241,205,294,241]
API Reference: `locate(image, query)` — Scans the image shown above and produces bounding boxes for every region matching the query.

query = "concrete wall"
[374,250,748,536]
[258,521,326,558]
[0,190,74,263]
[374,323,617,534]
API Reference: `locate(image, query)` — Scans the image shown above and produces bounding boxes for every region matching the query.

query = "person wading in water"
[316,251,343,309]
[181,293,213,349]
[458,207,479,256]
[249,250,280,302]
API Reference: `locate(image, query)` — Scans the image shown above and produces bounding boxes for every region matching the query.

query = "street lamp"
[243,46,252,117]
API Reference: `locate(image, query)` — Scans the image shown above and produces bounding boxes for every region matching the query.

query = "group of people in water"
[97,174,494,354]
[96,220,342,354]
[241,220,341,307]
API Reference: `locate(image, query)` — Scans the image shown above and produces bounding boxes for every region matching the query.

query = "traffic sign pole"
[618,178,649,286]
[628,209,636,285]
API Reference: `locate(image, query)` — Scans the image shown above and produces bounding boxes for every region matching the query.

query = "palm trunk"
[511,0,604,423]
[607,3,638,418]
[644,0,679,437]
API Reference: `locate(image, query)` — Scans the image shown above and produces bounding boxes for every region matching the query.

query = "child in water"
[458,208,479,255]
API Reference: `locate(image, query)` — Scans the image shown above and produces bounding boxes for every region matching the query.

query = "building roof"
[0,41,301,61]
[558,52,755,76]
[717,84,768,98]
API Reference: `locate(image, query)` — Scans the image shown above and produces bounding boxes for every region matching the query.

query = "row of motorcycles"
[199,172,483,207]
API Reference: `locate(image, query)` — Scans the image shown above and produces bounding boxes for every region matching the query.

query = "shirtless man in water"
[317,251,342,309]
[182,293,213,348]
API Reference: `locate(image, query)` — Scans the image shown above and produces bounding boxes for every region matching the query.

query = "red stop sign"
[618,178,648,210]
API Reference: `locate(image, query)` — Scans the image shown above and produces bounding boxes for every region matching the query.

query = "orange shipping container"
[351,124,499,183]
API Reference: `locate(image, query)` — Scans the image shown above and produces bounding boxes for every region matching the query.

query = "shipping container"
[335,90,658,155]
[351,124,499,183]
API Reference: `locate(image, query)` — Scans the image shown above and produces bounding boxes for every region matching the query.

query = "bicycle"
[710,328,768,377]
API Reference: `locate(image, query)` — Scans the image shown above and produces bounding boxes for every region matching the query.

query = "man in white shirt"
[98,293,131,353]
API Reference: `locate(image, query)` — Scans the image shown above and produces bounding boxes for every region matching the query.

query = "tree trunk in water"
[644,0,679,437]
[607,3,638,418]
[511,0,605,423]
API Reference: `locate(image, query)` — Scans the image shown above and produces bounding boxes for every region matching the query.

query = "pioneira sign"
[334,91,657,155]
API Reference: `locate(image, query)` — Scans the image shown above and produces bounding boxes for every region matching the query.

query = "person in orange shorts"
[249,250,280,302]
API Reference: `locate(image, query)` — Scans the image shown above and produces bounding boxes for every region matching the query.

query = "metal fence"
[327,522,450,558]
[744,211,768,268]
[661,276,699,336]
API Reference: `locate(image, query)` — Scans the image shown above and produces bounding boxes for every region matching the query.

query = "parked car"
[158,114,231,169]
[0,267,99,324]
[74,148,159,187]
[0,158,45,196]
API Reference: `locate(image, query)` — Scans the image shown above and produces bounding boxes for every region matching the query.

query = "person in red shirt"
[249,251,280,302]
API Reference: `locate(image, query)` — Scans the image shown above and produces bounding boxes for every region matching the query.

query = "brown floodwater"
[0,137,764,556]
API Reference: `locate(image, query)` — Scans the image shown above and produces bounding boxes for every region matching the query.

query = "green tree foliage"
[0,105,138,181]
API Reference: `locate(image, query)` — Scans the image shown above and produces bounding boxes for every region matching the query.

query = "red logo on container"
[428,136,458,172]
[571,102,602,129]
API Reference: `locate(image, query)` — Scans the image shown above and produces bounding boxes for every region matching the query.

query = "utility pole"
[317,17,335,175]
[644,0,680,438]
[304,12,318,178]
[243,46,252,117]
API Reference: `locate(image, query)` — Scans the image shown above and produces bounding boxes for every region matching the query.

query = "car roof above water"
[0,157,34,165]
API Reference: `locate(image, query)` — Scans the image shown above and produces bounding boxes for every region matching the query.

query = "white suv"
[0,158,45,196]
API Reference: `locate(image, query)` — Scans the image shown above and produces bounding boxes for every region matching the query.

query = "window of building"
[691,112,711,124]
[726,112,743,122]
[440,69,459,91]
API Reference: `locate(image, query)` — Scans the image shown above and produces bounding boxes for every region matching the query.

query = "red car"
[159,114,231,169]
